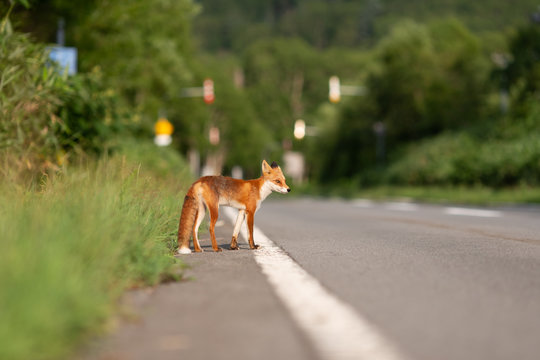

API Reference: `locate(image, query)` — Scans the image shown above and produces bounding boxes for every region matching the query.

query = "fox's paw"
[177,247,192,255]
[230,245,239,250]
[213,247,223,252]
[250,244,260,250]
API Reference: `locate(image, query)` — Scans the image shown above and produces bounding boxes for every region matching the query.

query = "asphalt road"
[255,198,540,360]
[85,198,540,360]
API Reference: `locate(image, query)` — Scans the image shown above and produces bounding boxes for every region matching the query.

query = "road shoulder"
[81,219,318,360]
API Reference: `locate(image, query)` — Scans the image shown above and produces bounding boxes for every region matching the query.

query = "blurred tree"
[186,55,273,177]
[5,0,96,44]
[242,37,329,145]
[74,0,199,139]
[280,0,380,48]
[504,21,540,116]
[318,19,489,182]
[193,0,539,52]
[371,19,487,141]
[0,24,123,175]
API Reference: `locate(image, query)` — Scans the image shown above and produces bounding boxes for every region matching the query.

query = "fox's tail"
[177,188,198,254]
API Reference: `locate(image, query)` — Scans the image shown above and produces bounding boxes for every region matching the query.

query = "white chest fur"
[257,181,273,211]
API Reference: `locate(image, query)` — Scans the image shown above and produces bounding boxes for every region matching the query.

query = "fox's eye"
[275,180,281,184]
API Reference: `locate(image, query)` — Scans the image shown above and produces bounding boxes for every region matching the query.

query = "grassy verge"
[353,186,540,205]
[293,182,540,205]
[0,140,191,360]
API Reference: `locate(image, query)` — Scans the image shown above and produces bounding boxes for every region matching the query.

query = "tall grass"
[0,143,191,360]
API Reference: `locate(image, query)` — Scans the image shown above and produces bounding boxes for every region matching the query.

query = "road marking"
[384,202,419,212]
[223,207,405,360]
[352,199,374,208]
[444,207,502,218]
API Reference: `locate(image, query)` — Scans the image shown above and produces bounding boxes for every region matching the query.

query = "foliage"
[382,22,540,189]
[193,0,538,51]
[318,19,490,182]
[374,19,487,138]
[242,37,332,142]
[55,67,128,155]
[194,55,273,177]
[0,28,62,174]
[279,0,380,49]
[74,0,199,135]
[0,147,189,360]
[386,119,540,188]
[4,0,540,189]
[4,0,95,44]
[0,24,125,178]
[504,22,540,116]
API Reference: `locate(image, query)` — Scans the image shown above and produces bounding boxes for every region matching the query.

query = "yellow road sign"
[155,118,174,135]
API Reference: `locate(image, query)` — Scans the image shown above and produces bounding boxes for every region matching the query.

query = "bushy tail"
[177,189,198,254]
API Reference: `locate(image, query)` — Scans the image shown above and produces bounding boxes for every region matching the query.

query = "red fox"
[177,160,290,254]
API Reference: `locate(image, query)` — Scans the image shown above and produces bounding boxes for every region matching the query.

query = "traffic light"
[203,78,215,104]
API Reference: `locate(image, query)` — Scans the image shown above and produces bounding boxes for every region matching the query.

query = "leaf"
[15,0,30,9]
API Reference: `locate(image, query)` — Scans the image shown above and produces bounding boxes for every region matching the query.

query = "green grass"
[293,182,540,205]
[0,141,192,360]
[353,186,540,205]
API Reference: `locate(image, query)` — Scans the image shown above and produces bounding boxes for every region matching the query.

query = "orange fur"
[177,160,290,253]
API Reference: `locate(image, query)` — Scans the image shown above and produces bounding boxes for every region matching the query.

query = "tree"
[318,19,489,182]
[505,22,540,116]
[74,0,199,129]
[242,38,329,144]
[370,19,487,141]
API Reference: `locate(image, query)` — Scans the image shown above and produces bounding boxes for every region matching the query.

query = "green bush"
[0,27,63,173]
[0,24,126,178]
[55,67,128,155]
[386,130,540,187]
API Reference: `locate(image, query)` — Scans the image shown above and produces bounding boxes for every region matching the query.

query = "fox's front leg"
[230,209,245,250]
[246,210,259,250]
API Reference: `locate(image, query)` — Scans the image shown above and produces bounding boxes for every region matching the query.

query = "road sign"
[48,46,77,75]
[294,119,306,140]
[209,126,220,145]
[155,118,173,135]
[203,79,215,104]
[154,118,173,147]
[329,76,366,103]
[329,76,341,103]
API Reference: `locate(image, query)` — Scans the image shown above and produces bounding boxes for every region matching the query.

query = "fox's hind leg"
[206,201,222,252]
[230,209,245,250]
[192,202,205,252]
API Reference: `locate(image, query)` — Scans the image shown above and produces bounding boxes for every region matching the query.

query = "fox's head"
[262,160,291,194]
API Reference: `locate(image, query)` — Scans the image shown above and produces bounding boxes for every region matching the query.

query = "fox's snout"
[270,181,290,194]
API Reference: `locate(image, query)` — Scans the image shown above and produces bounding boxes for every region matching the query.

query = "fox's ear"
[270,161,279,169]
[262,160,271,173]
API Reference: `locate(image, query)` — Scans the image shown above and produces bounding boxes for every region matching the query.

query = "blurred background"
[2,0,539,193]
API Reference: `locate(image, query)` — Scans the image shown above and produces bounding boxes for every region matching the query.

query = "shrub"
[0,27,63,174]
[387,130,540,187]
[0,24,126,179]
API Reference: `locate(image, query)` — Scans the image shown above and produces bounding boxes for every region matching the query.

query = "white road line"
[223,207,405,360]
[384,202,419,212]
[352,199,375,208]
[444,207,502,218]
